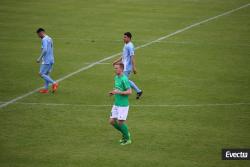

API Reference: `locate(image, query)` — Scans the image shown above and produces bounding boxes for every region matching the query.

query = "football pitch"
[0,0,250,166]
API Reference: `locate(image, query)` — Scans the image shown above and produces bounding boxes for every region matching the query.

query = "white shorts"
[110,105,129,120]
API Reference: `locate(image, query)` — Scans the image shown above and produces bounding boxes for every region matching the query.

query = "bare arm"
[37,39,47,63]
[36,48,47,63]
[109,88,132,96]
[132,56,137,74]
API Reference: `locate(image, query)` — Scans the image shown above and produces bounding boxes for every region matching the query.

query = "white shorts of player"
[110,105,129,120]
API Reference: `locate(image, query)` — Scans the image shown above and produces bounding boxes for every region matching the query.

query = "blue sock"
[44,80,49,89]
[41,74,55,84]
[129,80,141,93]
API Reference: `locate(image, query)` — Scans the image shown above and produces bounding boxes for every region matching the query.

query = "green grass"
[0,0,250,167]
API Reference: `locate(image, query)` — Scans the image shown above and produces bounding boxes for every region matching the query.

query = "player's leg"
[109,118,121,132]
[110,106,127,143]
[129,80,142,93]
[44,70,51,90]
[110,117,126,143]
[110,106,122,132]
[44,80,49,90]
[117,106,131,145]
[39,64,55,84]
[47,64,59,92]
[39,64,58,92]
[39,64,50,93]
[124,71,143,99]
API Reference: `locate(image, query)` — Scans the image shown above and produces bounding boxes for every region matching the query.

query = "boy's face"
[114,65,123,75]
[37,31,45,38]
[123,35,130,43]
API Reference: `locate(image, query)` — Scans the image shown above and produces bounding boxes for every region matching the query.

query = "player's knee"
[109,119,115,125]
[39,72,43,77]
[39,73,47,79]
[118,120,124,126]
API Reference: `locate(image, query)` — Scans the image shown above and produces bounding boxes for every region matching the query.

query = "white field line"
[0,3,249,109]
[84,62,110,65]
[0,101,249,108]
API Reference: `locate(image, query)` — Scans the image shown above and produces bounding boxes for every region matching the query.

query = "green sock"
[119,123,130,140]
[113,121,122,132]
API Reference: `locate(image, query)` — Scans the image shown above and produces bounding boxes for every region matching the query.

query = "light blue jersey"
[122,42,134,72]
[41,35,54,64]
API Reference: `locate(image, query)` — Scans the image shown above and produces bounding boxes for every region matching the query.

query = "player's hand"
[110,89,120,95]
[133,68,137,74]
[36,59,40,63]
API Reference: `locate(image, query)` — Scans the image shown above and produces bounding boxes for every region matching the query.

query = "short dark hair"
[114,62,124,70]
[36,28,45,33]
[124,32,132,39]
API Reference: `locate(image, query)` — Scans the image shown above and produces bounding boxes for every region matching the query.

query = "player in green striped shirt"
[109,62,132,145]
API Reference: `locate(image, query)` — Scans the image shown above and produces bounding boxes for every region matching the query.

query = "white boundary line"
[0,101,249,107]
[0,3,249,109]
[84,62,110,65]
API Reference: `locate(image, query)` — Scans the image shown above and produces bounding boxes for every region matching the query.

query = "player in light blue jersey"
[36,28,58,93]
[113,32,143,99]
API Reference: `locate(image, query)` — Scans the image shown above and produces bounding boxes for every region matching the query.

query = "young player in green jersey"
[109,62,132,145]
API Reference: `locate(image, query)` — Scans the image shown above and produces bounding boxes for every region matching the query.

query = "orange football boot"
[52,82,59,93]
